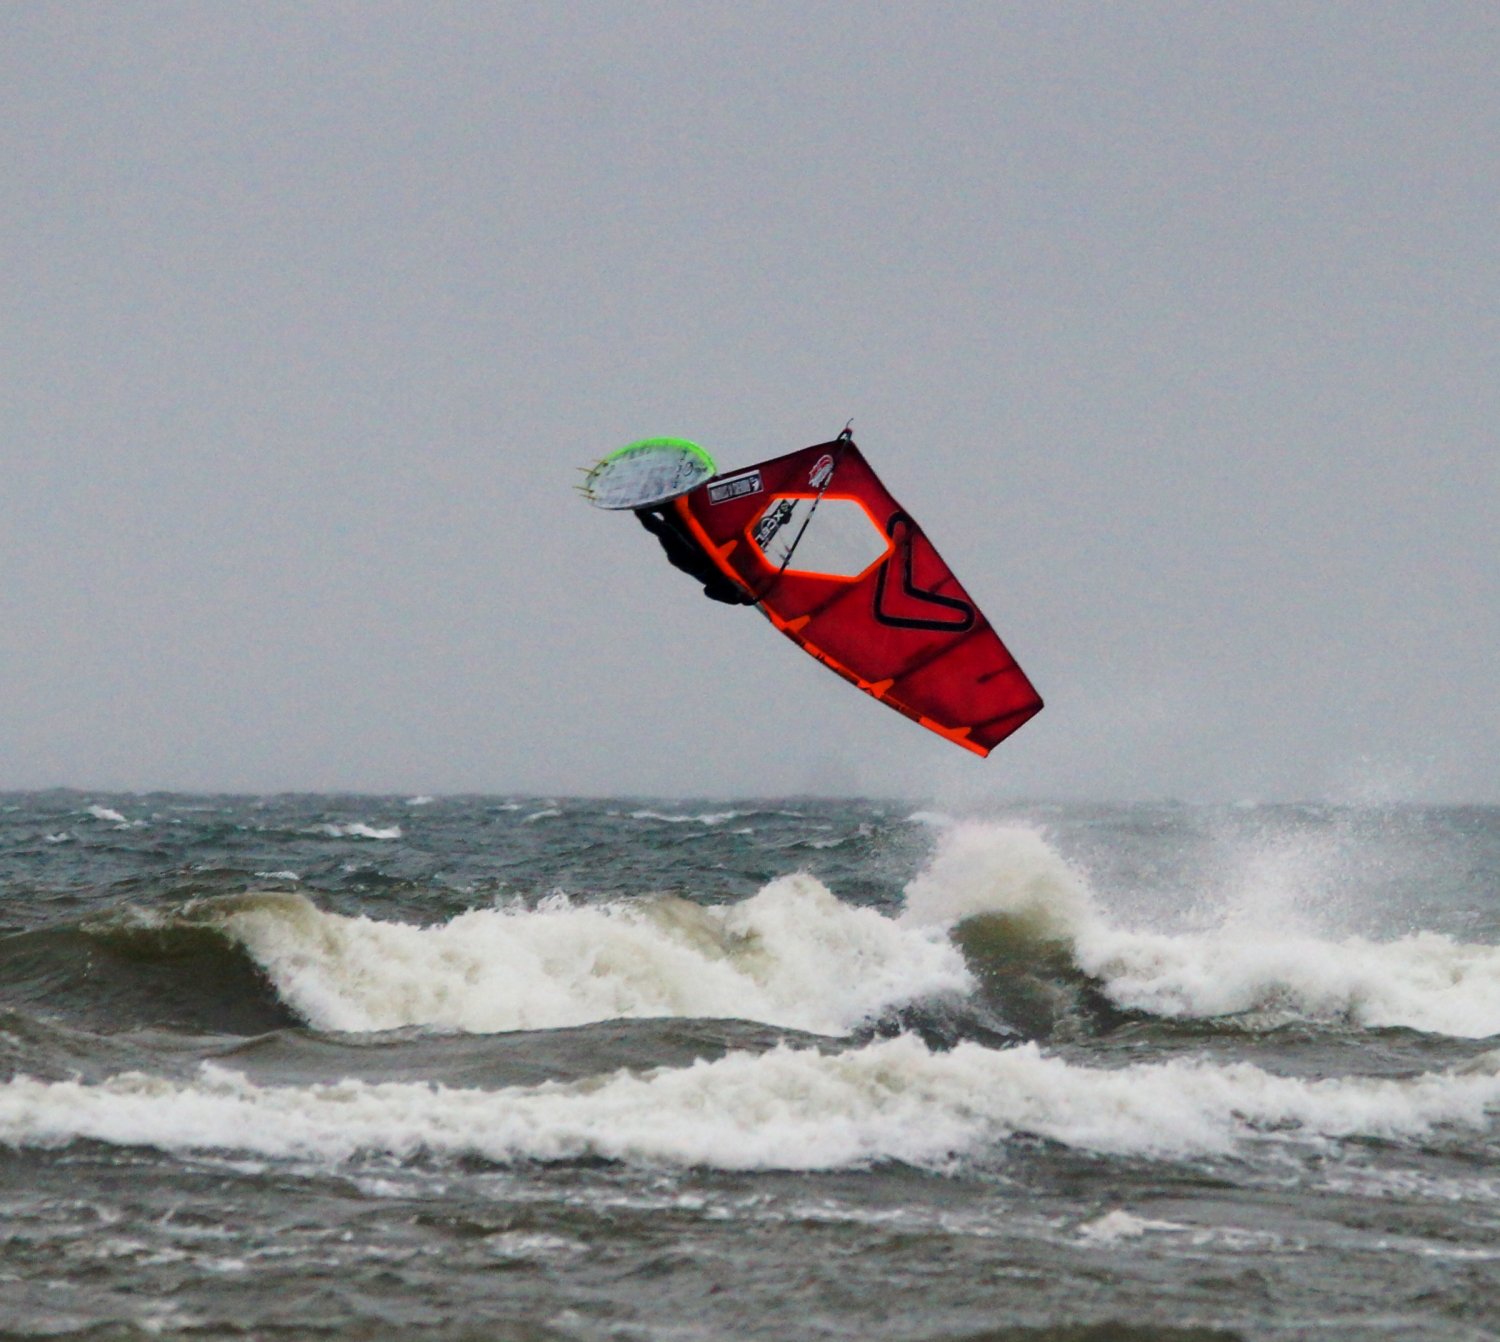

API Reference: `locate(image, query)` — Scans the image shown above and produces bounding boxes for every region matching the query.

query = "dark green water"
[2,793,1498,1340]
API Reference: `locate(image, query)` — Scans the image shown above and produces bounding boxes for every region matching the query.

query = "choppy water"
[2,793,1499,1340]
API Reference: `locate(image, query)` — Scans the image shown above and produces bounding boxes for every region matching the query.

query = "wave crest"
[5,1037,1499,1171]
[210,876,968,1037]
[909,821,1500,1040]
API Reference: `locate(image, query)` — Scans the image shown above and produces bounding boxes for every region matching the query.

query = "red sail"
[674,438,1043,756]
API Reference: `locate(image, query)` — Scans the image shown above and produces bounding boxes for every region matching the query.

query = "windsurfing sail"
[666,433,1043,757]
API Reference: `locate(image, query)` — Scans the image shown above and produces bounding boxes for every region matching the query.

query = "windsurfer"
[635,506,754,605]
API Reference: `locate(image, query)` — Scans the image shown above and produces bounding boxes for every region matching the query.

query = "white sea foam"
[3,1037,1498,1171]
[1076,1210,1188,1244]
[902,821,1095,941]
[1077,925,1500,1038]
[308,823,402,841]
[207,820,1500,1040]
[629,810,739,826]
[217,875,969,1035]
[904,821,1500,1039]
[86,805,127,824]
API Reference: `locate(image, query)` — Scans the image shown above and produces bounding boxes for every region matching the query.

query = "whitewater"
[7,1037,1500,1172]
[1,794,1498,1340]
[98,816,1500,1042]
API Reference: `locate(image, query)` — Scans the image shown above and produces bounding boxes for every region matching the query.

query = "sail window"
[747,495,892,581]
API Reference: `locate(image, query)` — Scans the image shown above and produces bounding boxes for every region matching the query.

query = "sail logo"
[753,499,797,548]
[809,454,836,489]
[873,512,976,632]
[708,470,762,505]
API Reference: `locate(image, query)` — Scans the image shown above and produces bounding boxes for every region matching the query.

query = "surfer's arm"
[635,508,753,605]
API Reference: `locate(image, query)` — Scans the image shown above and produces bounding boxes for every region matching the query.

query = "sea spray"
[901,820,1097,940]
[904,821,1500,1038]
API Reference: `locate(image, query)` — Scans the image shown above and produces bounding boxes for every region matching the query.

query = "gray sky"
[3,2,1496,801]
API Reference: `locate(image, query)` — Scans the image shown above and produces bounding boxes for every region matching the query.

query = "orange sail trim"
[676,438,1043,756]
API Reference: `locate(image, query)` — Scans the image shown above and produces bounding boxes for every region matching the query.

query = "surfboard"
[582,438,717,510]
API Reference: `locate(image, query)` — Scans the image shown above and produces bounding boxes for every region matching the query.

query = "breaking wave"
[3,1035,1498,1171]
[7,819,1498,1042]
[306,822,402,840]
[210,875,968,1036]
[909,822,1500,1039]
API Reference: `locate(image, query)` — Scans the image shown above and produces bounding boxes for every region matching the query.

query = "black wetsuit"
[635,507,754,605]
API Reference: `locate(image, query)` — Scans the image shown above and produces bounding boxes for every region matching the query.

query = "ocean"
[1,792,1498,1341]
